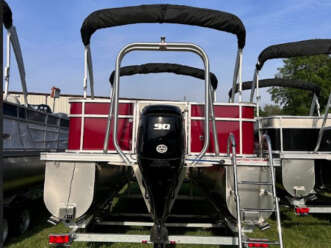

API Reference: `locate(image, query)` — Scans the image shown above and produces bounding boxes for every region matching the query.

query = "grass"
[249,208,331,248]
[5,183,331,248]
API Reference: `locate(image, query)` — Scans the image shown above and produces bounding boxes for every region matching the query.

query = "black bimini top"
[1,0,12,29]
[257,39,331,70]
[109,63,218,90]
[228,78,321,98]
[81,4,246,49]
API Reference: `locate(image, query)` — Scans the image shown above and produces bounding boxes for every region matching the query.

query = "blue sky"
[6,0,331,104]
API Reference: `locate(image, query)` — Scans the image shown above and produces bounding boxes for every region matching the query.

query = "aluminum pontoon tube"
[44,161,131,221]
[3,153,45,193]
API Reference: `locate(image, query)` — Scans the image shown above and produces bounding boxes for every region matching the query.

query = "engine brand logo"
[156,144,168,153]
[154,123,171,130]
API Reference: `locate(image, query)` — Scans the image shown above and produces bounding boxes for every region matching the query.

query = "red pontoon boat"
[42,4,283,248]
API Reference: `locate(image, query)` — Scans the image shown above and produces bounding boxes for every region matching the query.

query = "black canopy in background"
[257,39,331,70]
[81,4,246,49]
[0,1,4,246]
[109,63,218,90]
[1,0,12,29]
[228,78,321,98]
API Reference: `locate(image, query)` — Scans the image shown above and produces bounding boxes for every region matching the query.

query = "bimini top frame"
[2,0,29,106]
[248,39,331,116]
[241,39,331,153]
[80,4,246,102]
[230,78,327,152]
[229,78,322,116]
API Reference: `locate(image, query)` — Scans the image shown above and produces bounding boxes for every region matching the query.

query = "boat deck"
[41,152,280,167]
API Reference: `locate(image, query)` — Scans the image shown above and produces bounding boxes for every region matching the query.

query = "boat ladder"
[227,133,284,248]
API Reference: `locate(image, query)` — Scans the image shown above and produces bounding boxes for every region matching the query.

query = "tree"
[268,55,331,115]
[260,104,282,117]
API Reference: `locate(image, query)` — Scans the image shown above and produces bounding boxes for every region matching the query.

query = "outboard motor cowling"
[137,104,185,243]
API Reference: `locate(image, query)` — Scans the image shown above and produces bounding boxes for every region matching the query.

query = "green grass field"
[5,184,331,248]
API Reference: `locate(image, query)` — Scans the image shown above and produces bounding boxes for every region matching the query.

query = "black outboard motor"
[137,105,185,244]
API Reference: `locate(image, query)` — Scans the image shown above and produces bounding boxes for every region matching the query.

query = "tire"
[2,218,8,243]
[12,209,31,235]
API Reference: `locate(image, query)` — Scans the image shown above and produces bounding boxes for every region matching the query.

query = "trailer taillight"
[141,240,148,244]
[295,207,310,215]
[248,243,269,247]
[49,234,70,245]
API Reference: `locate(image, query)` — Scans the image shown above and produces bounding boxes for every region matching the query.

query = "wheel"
[12,209,31,235]
[2,218,8,243]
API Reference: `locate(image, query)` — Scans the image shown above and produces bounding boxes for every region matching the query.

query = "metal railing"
[261,134,283,248]
[227,133,284,248]
[227,133,242,248]
[99,39,219,165]
[314,93,331,152]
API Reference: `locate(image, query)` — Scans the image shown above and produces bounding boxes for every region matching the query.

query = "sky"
[6,0,331,104]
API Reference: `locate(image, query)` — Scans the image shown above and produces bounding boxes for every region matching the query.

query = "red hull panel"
[70,103,82,115]
[242,122,255,154]
[85,102,134,115]
[68,102,134,151]
[83,118,132,151]
[68,101,255,155]
[191,105,239,118]
[68,117,81,150]
[190,120,240,154]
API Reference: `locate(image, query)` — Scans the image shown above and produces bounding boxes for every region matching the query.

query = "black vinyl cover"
[81,4,246,48]
[109,63,218,90]
[228,78,321,98]
[1,0,12,29]
[257,39,331,70]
